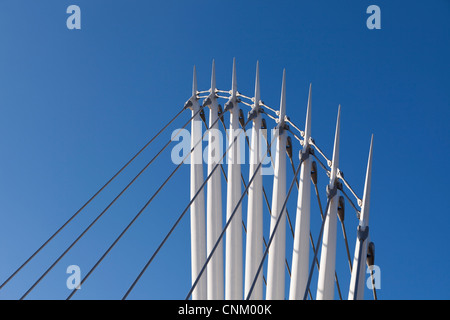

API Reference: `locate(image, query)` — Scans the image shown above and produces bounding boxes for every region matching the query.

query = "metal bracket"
[202,96,212,108]
[286,136,293,159]
[326,182,338,199]
[299,145,311,162]
[238,109,245,128]
[247,106,262,123]
[184,99,193,110]
[311,161,318,185]
[357,225,369,242]
[223,100,235,112]
[275,122,289,135]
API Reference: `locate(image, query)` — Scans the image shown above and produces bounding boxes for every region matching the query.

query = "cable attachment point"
[326,182,338,200]
[247,107,261,123]
[217,104,225,123]
[337,195,345,222]
[275,122,289,135]
[200,108,206,124]
[261,118,267,130]
[224,100,234,112]
[367,242,375,266]
[311,161,318,185]
[299,145,311,162]
[335,180,343,191]
[238,109,246,128]
[357,225,369,242]
[184,99,193,110]
[203,96,212,108]
[286,136,293,159]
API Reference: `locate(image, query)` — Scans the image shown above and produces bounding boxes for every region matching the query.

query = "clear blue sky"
[0,0,449,300]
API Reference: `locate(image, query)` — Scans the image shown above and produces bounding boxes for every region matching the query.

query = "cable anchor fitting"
[357,225,369,242]
[326,182,338,200]
[299,145,312,162]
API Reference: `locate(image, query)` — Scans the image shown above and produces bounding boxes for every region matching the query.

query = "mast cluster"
[187,59,375,300]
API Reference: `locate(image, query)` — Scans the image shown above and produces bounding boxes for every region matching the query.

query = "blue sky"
[0,0,449,300]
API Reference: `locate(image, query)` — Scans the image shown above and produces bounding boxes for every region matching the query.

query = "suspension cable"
[67,109,224,300]
[245,154,305,300]
[0,106,186,291]
[20,107,200,300]
[125,116,253,300]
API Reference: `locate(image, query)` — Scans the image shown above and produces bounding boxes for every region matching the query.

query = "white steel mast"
[205,60,224,300]
[244,62,264,300]
[266,70,287,300]
[316,106,341,300]
[225,58,243,300]
[189,66,207,300]
[289,84,312,299]
[348,135,374,300]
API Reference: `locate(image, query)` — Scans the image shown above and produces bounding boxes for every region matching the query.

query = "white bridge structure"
[184,59,376,300]
[0,59,376,300]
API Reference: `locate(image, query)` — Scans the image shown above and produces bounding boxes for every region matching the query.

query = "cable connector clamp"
[299,145,312,162]
[247,107,262,122]
[357,225,369,241]
[326,182,338,199]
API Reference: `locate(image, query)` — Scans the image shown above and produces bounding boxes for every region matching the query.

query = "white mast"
[205,60,224,300]
[289,84,312,299]
[244,61,263,300]
[348,135,374,300]
[225,58,243,300]
[189,66,207,300]
[266,69,287,300]
[316,105,341,300]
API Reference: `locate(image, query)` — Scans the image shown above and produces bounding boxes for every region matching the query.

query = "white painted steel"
[206,60,224,300]
[189,66,207,300]
[316,105,341,300]
[289,84,312,300]
[225,58,243,300]
[348,135,374,300]
[266,70,287,300]
[244,62,264,300]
